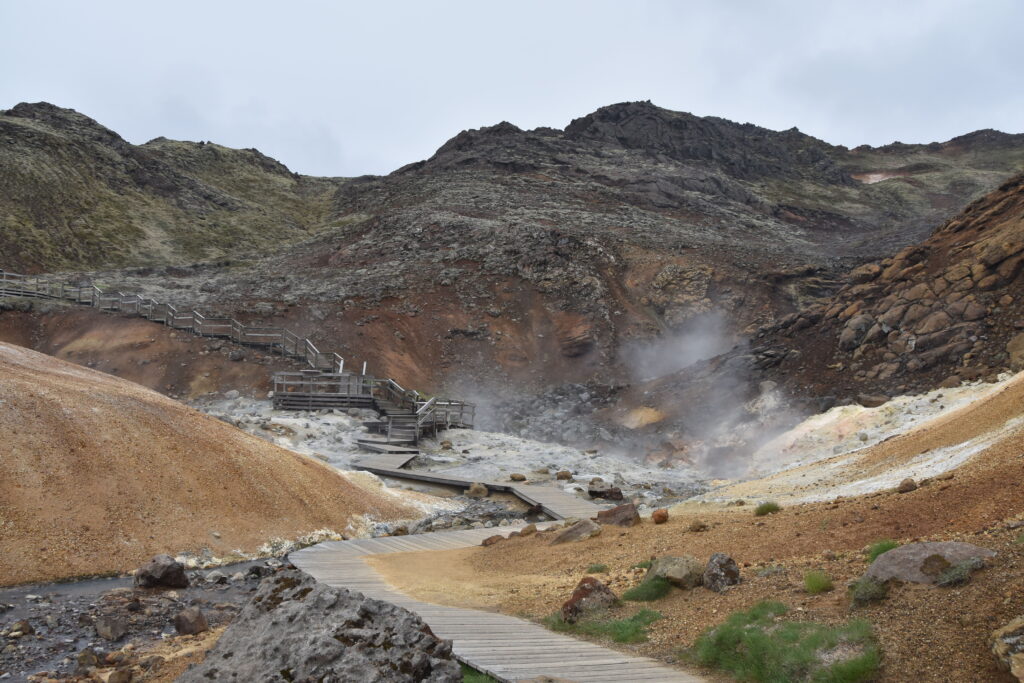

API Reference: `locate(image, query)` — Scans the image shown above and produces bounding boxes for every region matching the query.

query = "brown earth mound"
[0,342,420,586]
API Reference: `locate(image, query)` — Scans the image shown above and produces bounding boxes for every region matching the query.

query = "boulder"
[865,541,995,585]
[560,577,617,623]
[647,555,702,589]
[550,519,602,545]
[174,607,209,635]
[177,570,460,682]
[703,553,741,592]
[992,616,1024,681]
[465,482,488,498]
[134,554,189,589]
[896,478,918,493]
[595,503,640,527]
[652,509,669,524]
[93,615,128,641]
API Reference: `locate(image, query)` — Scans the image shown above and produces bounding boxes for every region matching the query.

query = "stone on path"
[652,509,669,524]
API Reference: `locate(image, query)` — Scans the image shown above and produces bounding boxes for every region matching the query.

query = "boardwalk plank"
[292,529,704,683]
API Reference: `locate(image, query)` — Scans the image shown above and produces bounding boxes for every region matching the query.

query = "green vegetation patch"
[754,501,781,516]
[804,570,834,594]
[631,559,653,570]
[849,577,889,607]
[622,576,672,602]
[586,563,609,573]
[687,601,880,682]
[936,557,985,587]
[543,609,662,643]
[461,663,499,682]
[866,539,899,563]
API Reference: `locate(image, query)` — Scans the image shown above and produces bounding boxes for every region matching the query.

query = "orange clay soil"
[0,342,423,586]
[372,384,1024,682]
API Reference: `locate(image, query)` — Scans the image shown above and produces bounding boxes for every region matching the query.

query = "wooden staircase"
[0,268,476,457]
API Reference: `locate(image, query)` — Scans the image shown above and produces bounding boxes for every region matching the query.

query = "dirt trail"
[0,342,426,585]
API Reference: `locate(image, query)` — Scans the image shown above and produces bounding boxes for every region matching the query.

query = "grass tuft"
[622,576,672,602]
[849,577,889,607]
[461,663,498,682]
[586,563,609,574]
[866,539,899,563]
[754,501,781,516]
[631,559,653,570]
[936,557,985,587]
[804,570,834,594]
[543,609,662,643]
[686,601,880,682]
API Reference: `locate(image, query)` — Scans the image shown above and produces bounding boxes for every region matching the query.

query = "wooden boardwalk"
[292,526,704,682]
[354,453,602,521]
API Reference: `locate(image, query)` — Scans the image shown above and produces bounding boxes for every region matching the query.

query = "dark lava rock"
[561,577,617,624]
[134,554,189,589]
[177,570,460,682]
[703,553,741,592]
[587,480,623,501]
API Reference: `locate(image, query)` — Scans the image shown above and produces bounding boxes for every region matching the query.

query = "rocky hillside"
[3,101,1023,396]
[619,172,1024,471]
[0,102,344,272]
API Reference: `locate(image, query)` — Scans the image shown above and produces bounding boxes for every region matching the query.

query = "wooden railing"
[0,268,345,372]
[0,268,476,434]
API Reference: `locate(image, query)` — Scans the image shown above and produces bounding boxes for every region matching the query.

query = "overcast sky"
[2,1,1022,177]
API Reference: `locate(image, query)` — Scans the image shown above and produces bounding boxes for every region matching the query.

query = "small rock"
[897,478,918,493]
[652,509,669,524]
[595,503,640,527]
[688,519,708,532]
[510,473,526,482]
[520,524,538,537]
[466,482,488,498]
[550,519,602,545]
[10,619,33,635]
[856,393,890,408]
[76,647,101,672]
[205,570,228,584]
[647,555,703,589]
[560,577,617,624]
[555,470,573,481]
[230,572,246,582]
[174,607,209,635]
[587,480,623,501]
[481,535,505,547]
[94,615,128,641]
[703,553,741,592]
[440,440,453,450]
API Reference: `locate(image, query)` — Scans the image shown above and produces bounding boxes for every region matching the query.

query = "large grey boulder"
[865,541,995,585]
[178,570,460,682]
[134,554,189,588]
[647,555,703,589]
